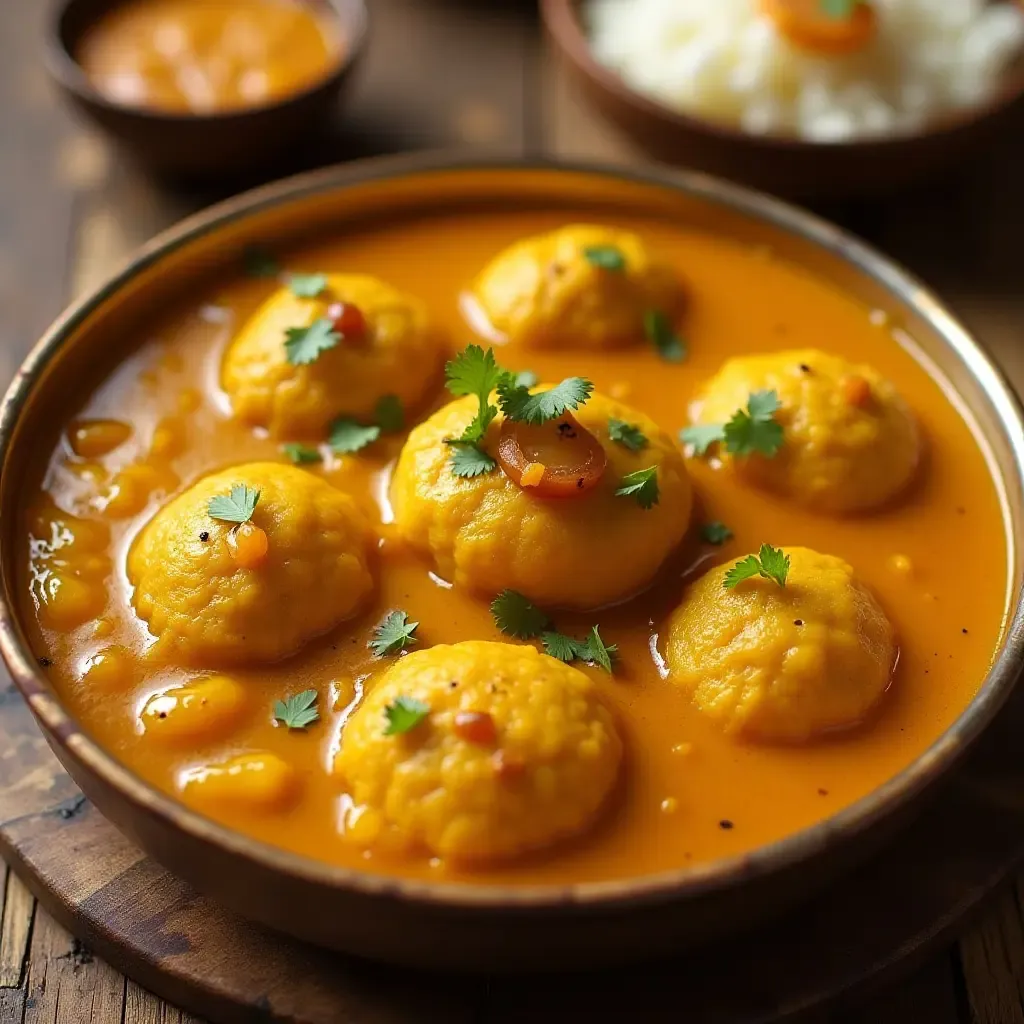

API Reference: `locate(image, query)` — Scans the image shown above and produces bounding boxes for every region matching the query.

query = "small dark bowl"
[542,0,1024,199]
[46,0,368,179]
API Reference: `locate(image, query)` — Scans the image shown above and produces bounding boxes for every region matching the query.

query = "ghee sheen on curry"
[17,192,1008,884]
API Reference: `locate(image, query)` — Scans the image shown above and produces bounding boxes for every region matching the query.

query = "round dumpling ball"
[222,273,443,438]
[390,389,692,609]
[664,547,897,743]
[335,640,622,862]
[688,349,920,513]
[471,224,681,349]
[128,462,374,666]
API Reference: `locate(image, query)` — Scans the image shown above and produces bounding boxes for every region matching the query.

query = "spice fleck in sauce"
[16,191,1008,885]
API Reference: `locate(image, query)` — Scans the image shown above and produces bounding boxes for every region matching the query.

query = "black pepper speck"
[38,657,52,668]
[199,531,209,542]
[719,819,734,830]
[794,619,803,626]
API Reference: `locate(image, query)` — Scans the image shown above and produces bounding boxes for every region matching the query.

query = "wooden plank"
[959,882,1024,1024]
[125,981,206,1024]
[0,870,34,989]
[22,908,125,1023]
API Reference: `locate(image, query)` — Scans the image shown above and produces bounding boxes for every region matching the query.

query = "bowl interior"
[2,158,1023,908]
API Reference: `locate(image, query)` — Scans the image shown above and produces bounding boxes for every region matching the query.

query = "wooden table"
[2,1,1024,1020]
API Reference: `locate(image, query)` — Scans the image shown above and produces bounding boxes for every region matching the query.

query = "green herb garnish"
[491,589,551,639]
[383,695,431,736]
[644,310,686,363]
[369,610,420,657]
[329,418,381,454]
[207,484,260,524]
[273,689,319,730]
[614,466,660,509]
[497,376,593,426]
[281,443,321,465]
[608,418,649,452]
[701,521,733,546]
[723,544,790,589]
[288,273,328,299]
[284,318,340,366]
[681,390,783,458]
[443,345,507,477]
[583,245,626,272]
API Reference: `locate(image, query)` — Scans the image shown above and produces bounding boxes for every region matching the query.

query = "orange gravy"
[76,0,342,114]
[17,203,1008,885]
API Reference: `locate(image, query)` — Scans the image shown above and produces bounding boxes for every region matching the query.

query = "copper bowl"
[1,155,1022,971]
[542,0,1024,199]
[45,0,368,179]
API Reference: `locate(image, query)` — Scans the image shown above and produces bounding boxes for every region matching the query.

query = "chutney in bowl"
[1,156,1021,969]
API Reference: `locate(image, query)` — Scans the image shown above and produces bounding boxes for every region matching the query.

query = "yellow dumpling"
[221,273,444,438]
[664,547,897,743]
[689,349,920,513]
[128,462,373,666]
[390,390,692,609]
[471,224,681,349]
[335,641,622,862]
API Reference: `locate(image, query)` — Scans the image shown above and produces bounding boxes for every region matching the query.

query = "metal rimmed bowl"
[542,0,1024,199]
[1,155,1022,971]
[46,0,369,179]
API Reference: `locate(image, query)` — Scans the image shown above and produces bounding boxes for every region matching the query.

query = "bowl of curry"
[1,155,1022,970]
[47,0,367,177]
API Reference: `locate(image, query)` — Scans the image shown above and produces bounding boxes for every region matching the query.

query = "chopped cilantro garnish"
[615,466,660,509]
[448,443,497,478]
[542,626,617,673]
[288,272,328,299]
[583,245,626,272]
[242,245,279,279]
[681,390,783,458]
[608,418,649,452]
[644,310,686,363]
[539,631,577,662]
[701,521,733,546]
[491,589,551,639]
[284,318,339,366]
[369,610,419,657]
[375,394,404,432]
[281,443,321,465]
[329,418,380,454]
[723,544,790,589]
[443,345,508,474]
[273,689,319,730]
[207,484,260,524]
[383,695,431,736]
[497,376,593,425]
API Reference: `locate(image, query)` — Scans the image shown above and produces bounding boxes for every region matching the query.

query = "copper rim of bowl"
[541,0,1024,151]
[45,0,369,124]
[1,152,1023,912]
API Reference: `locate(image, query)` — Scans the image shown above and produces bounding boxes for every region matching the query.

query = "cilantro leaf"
[207,484,260,524]
[497,376,594,425]
[724,390,784,457]
[242,245,280,279]
[541,628,616,672]
[584,245,626,271]
[644,310,686,363]
[448,442,497,478]
[680,423,727,455]
[615,466,660,509]
[491,590,551,639]
[701,521,733,546]
[329,418,380,454]
[284,318,339,366]
[608,418,649,452]
[273,689,319,730]
[369,610,419,657]
[375,394,404,432]
[541,631,579,662]
[289,272,328,298]
[281,443,321,465]
[819,0,862,17]
[723,543,790,589]
[580,625,616,672]
[383,695,431,736]
[443,346,510,472]
[514,369,538,389]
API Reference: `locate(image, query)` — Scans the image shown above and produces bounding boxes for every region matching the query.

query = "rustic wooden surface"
[2,0,1024,1020]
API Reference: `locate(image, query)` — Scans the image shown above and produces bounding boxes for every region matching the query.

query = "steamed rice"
[587,0,1024,141]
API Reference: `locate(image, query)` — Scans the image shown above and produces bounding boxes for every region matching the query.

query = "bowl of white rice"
[542,0,1024,197]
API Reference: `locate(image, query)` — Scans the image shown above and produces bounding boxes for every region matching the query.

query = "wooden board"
[2,671,1024,1024]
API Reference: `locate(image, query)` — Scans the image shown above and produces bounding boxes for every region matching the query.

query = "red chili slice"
[496,413,607,498]
[326,301,368,344]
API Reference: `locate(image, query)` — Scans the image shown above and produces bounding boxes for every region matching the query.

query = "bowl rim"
[2,151,1023,912]
[541,0,1024,151]
[44,0,369,124]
